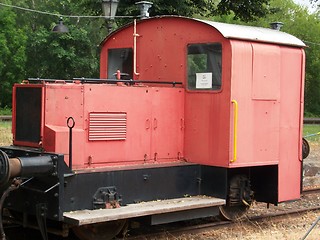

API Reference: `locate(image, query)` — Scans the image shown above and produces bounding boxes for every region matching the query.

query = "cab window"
[108,48,133,79]
[187,43,222,90]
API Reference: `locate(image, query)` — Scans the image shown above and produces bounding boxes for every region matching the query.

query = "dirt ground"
[304,141,320,188]
[177,210,320,240]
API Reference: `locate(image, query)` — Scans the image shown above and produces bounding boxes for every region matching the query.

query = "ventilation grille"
[89,112,127,141]
[15,87,42,144]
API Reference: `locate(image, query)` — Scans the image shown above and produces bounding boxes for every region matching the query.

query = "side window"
[187,43,222,90]
[108,48,133,79]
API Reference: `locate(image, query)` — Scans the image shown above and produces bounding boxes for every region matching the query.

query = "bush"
[0,107,12,115]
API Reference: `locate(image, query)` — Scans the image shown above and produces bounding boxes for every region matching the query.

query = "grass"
[0,122,12,146]
[0,107,12,116]
[303,124,320,142]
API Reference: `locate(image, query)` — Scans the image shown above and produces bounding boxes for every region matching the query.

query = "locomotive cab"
[100,16,305,203]
[0,16,305,240]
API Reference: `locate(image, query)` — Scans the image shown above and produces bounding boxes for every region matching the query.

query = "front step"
[63,196,225,226]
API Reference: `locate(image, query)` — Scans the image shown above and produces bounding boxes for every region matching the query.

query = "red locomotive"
[0,16,306,240]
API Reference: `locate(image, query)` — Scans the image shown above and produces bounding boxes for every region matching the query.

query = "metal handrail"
[230,99,238,163]
[133,19,140,76]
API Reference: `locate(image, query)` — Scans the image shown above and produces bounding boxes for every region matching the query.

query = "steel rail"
[302,187,320,195]
[0,116,11,122]
[304,118,320,124]
[2,188,320,239]
[125,189,320,240]
[126,206,320,240]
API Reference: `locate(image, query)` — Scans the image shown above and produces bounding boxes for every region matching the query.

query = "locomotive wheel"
[219,204,250,221]
[302,138,310,159]
[219,174,254,221]
[73,220,127,240]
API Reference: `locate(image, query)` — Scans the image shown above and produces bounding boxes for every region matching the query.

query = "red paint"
[13,16,305,203]
[100,17,305,201]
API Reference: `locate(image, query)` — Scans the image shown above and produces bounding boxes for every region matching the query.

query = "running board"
[63,196,225,226]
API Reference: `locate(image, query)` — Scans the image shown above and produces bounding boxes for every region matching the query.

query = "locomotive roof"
[197,18,305,47]
[103,16,305,47]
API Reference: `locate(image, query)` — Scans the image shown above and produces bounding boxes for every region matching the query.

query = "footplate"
[63,196,225,226]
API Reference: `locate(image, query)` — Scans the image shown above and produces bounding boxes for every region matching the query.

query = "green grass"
[0,107,11,115]
[303,124,320,142]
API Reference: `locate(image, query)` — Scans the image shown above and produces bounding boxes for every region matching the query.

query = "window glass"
[187,43,222,90]
[108,48,133,79]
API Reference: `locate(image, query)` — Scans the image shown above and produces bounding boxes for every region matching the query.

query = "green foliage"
[0,106,11,115]
[263,0,320,116]
[0,0,272,108]
[114,0,270,24]
[25,25,100,79]
[304,111,320,118]
[219,0,320,116]
[0,0,320,115]
[215,0,270,21]
[0,1,27,107]
[17,0,103,79]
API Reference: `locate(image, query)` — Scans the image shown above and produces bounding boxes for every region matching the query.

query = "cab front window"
[187,43,222,90]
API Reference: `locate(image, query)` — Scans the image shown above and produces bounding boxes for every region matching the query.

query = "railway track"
[2,188,320,239]
[0,116,11,122]
[304,118,320,124]
[124,207,320,240]
[302,186,320,195]
[123,188,320,240]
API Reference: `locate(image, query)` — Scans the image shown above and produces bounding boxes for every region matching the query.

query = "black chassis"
[0,146,278,224]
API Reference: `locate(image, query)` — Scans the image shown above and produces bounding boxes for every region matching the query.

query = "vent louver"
[89,112,127,141]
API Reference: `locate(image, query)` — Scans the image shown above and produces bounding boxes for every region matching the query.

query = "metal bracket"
[36,203,48,240]
[93,186,122,209]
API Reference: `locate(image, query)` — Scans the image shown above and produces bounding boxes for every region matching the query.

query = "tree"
[15,0,103,79]
[2,0,320,115]
[78,0,271,25]
[0,0,273,109]
[251,0,320,116]
[0,1,27,108]
[215,0,270,21]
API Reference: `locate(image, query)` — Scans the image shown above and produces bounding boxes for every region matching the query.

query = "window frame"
[186,43,222,92]
[107,48,133,80]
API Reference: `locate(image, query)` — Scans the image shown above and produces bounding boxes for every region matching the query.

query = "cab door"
[184,42,231,167]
